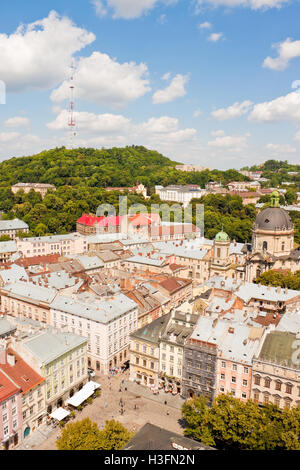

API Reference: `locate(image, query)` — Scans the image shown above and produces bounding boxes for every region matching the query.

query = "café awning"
[50,407,70,421]
[66,381,100,407]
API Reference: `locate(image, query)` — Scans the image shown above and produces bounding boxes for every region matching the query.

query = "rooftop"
[123,423,214,450]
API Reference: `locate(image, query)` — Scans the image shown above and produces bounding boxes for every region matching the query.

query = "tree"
[182,394,300,450]
[56,418,103,450]
[0,235,11,241]
[255,270,300,290]
[98,419,134,450]
[56,418,133,451]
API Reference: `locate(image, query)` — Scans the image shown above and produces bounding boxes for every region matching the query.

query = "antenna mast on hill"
[68,59,76,149]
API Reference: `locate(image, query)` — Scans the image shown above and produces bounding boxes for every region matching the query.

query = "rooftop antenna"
[68,59,76,149]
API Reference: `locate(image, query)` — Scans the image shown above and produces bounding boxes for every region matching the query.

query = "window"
[263,394,269,404]
[264,378,271,388]
[221,361,226,368]
[254,375,261,386]
[231,376,236,383]
[244,367,248,374]
[2,413,8,422]
[286,384,293,394]
[4,426,8,436]
[275,381,282,391]
[135,357,139,365]
[220,373,225,380]
[242,393,247,399]
[243,379,248,386]
[232,364,237,371]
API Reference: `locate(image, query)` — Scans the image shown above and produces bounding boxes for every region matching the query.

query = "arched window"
[263,241,268,251]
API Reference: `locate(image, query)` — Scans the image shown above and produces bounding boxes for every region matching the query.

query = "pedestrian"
[164,400,167,405]
[125,387,127,391]
[119,388,122,392]
[166,410,169,416]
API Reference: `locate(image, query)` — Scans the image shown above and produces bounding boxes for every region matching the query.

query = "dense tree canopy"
[56,418,133,450]
[182,394,300,450]
[190,193,257,242]
[255,270,300,290]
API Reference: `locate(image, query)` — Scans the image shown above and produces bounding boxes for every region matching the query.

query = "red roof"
[0,348,44,395]
[98,215,125,227]
[77,214,104,226]
[159,277,192,294]
[0,369,20,402]
[15,254,60,268]
[129,213,160,227]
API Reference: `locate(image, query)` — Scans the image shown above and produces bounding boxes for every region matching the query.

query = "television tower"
[68,60,76,149]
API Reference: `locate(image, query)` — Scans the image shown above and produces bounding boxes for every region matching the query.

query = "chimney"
[228,327,234,334]
[0,339,7,364]
[7,352,15,366]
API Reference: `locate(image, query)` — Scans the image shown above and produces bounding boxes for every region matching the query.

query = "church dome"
[215,230,230,242]
[253,207,293,231]
[253,190,293,232]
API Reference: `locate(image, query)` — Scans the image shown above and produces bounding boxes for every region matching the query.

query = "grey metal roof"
[0,241,17,254]
[51,293,137,323]
[0,219,28,231]
[0,318,16,337]
[23,330,87,364]
[0,265,28,284]
[2,281,57,304]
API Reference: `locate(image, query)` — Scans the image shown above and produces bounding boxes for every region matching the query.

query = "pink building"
[0,365,22,450]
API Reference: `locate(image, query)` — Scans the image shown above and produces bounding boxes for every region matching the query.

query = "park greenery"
[0,148,298,243]
[182,394,300,450]
[190,193,257,242]
[255,270,300,290]
[56,417,133,450]
[241,159,300,190]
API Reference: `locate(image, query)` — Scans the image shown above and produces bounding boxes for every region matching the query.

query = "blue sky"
[0,0,299,169]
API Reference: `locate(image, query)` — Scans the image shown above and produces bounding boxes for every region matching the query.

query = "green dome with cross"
[215,230,230,242]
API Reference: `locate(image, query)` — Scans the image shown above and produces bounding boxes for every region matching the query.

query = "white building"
[16,233,87,258]
[50,292,138,374]
[156,185,203,207]
[0,219,29,240]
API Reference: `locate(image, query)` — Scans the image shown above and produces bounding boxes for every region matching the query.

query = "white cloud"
[193,109,202,117]
[294,130,300,141]
[198,21,212,29]
[0,11,95,93]
[211,100,253,120]
[47,110,131,133]
[4,116,30,128]
[208,32,224,42]
[208,132,249,151]
[0,132,20,143]
[211,129,225,137]
[91,0,107,17]
[51,51,151,108]
[265,143,296,153]
[195,0,288,11]
[152,74,189,104]
[46,111,199,161]
[101,0,177,19]
[157,14,167,24]
[263,38,300,71]
[249,90,300,122]
[162,72,171,81]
